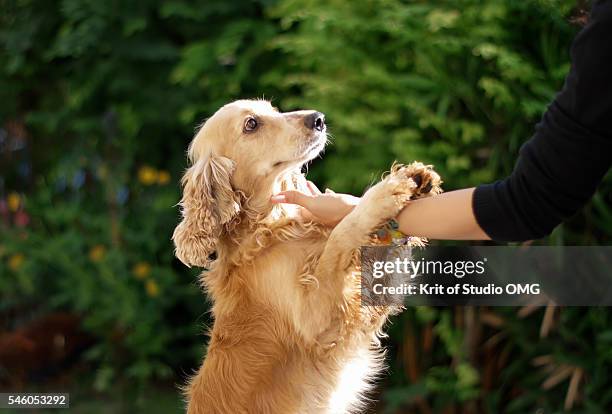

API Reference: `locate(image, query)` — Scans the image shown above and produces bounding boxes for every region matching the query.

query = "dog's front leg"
[297,163,440,343]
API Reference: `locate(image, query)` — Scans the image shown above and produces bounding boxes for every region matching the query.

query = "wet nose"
[304,112,325,132]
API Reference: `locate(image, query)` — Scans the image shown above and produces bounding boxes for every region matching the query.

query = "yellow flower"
[7,192,21,212]
[157,170,171,185]
[138,166,158,186]
[145,279,160,297]
[97,165,108,179]
[132,262,151,279]
[8,253,25,271]
[89,245,106,262]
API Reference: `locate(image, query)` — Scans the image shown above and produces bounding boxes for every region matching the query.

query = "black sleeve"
[472,0,612,242]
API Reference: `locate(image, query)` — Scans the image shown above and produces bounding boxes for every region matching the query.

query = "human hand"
[270,181,360,227]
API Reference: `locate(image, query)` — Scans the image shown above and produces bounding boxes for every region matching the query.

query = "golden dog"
[173,99,441,413]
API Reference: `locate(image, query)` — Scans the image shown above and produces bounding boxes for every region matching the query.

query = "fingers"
[272,181,323,206]
[270,190,313,208]
[306,180,322,195]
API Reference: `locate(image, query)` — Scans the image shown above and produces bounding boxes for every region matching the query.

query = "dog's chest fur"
[298,346,383,414]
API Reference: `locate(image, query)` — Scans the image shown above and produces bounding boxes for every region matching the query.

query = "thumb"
[270,190,313,208]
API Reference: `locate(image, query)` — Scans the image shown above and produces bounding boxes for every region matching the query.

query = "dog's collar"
[373,219,411,246]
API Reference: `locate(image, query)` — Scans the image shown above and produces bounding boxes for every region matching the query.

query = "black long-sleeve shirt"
[473,0,612,242]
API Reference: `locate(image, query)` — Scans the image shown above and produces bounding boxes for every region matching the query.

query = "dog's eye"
[243,117,258,133]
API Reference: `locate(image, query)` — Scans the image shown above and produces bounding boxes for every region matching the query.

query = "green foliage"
[1,0,611,411]
[265,0,576,190]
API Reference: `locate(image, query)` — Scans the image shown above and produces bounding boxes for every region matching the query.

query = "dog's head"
[172,99,327,267]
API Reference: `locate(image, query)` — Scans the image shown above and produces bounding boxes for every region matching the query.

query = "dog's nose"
[304,112,325,132]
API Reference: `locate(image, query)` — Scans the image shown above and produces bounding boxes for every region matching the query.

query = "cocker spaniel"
[172,99,441,413]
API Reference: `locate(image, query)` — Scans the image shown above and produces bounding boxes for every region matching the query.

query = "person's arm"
[395,188,489,240]
[272,182,489,239]
[472,0,612,241]
[411,2,612,242]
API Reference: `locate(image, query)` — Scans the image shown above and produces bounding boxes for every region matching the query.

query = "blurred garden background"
[1,0,612,412]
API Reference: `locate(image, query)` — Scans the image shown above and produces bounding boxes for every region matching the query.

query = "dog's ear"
[172,154,240,267]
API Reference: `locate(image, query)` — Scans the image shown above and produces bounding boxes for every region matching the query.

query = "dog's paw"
[383,170,417,208]
[359,168,415,219]
[345,162,442,235]
[391,162,442,200]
